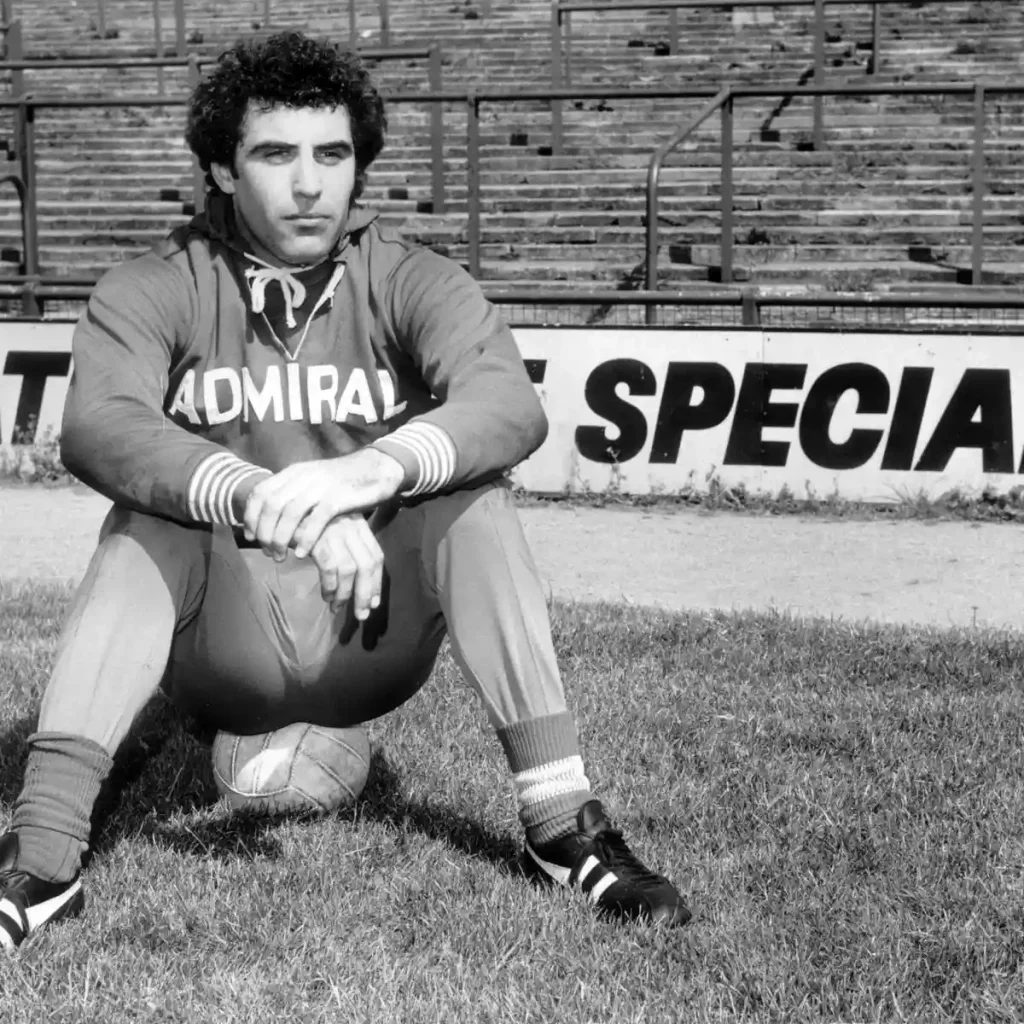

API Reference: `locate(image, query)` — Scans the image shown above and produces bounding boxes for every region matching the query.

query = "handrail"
[478,288,1024,309]
[0,46,435,71]
[9,78,1023,107]
[643,81,1024,315]
[90,0,389,53]
[0,43,449,215]
[5,279,1024,332]
[2,79,1023,311]
[550,0,1019,150]
[646,86,730,312]
[559,0,958,10]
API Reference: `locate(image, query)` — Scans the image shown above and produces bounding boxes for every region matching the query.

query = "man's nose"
[293,151,322,198]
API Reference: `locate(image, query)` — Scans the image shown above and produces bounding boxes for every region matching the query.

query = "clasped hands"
[232,447,406,620]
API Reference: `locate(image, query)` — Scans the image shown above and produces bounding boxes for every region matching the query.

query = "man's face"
[212,102,356,267]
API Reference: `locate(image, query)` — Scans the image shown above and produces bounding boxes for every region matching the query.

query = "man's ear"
[210,161,237,195]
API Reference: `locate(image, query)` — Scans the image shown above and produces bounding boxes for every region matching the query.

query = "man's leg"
[9,505,213,885]
[419,478,691,926]
[0,505,221,950]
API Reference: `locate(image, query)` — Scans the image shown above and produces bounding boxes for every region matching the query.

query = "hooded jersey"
[60,195,548,526]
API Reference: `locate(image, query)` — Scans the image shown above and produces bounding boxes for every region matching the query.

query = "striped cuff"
[372,422,457,498]
[187,452,272,526]
[512,755,591,810]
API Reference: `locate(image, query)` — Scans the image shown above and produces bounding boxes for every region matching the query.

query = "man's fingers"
[293,508,335,560]
[348,524,384,621]
[309,520,383,620]
[319,566,339,604]
[268,496,318,559]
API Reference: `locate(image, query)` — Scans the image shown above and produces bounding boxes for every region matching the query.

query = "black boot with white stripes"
[523,799,691,926]
[0,832,84,952]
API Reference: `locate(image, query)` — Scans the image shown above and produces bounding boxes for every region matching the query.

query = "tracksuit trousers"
[10,479,593,882]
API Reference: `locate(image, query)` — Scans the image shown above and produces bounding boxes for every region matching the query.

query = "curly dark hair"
[185,30,387,201]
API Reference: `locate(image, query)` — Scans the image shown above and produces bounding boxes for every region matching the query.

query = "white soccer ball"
[211,723,372,816]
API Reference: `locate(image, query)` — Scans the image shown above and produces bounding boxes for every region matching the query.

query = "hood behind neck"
[190,191,380,265]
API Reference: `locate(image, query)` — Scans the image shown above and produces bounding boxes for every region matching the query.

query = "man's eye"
[318,149,350,163]
[263,149,291,161]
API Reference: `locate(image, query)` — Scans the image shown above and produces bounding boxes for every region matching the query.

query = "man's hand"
[309,515,385,619]
[238,448,406,561]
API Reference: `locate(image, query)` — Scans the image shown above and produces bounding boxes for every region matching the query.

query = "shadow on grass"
[144,746,523,875]
[0,698,523,875]
[0,713,38,806]
[356,749,524,876]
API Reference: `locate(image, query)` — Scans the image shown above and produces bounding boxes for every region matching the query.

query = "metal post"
[466,93,481,279]
[7,19,23,160]
[379,0,391,46]
[349,0,357,46]
[972,81,985,286]
[813,0,824,149]
[645,169,659,324]
[870,1,880,75]
[174,0,186,56]
[668,7,679,54]
[21,100,40,314]
[564,9,572,88]
[97,0,106,40]
[550,1,563,154]
[189,56,207,216]
[720,94,734,284]
[741,288,760,326]
[153,0,165,96]
[429,45,445,214]
[263,0,271,27]
[6,19,22,94]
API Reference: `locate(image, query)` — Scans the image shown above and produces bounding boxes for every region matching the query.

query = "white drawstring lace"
[244,255,312,329]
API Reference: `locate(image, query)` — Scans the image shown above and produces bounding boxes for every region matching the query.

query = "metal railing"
[0,78,1021,315]
[5,278,1024,334]
[550,0,1015,153]
[0,30,447,237]
[1,77,1021,307]
[645,79,1024,318]
[86,0,392,52]
[0,172,35,314]
[0,56,1021,317]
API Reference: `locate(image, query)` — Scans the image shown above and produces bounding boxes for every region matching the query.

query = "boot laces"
[591,828,665,889]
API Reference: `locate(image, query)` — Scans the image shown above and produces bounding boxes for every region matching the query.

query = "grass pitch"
[1,579,1023,1024]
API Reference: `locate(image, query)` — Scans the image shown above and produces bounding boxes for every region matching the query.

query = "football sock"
[10,732,114,883]
[496,711,594,847]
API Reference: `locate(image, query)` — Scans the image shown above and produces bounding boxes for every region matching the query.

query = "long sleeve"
[60,255,268,523]
[371,249,548,497]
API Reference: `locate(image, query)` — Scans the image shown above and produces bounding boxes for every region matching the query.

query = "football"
[211,722,372,816]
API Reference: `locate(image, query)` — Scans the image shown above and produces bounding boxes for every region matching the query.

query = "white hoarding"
[3,321,1023,501]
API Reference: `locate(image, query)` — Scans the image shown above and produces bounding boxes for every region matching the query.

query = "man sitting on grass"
[0,30,690,950]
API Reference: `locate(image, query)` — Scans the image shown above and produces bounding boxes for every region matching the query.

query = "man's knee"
[100,503,212,552]
[420,478,543,596]
[423,478,521,547]
[91,504,213,619]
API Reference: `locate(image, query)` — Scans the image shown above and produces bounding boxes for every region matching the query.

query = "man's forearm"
[230,447,407,526]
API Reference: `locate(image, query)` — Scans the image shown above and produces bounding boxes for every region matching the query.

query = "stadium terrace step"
[673,241,1024,267]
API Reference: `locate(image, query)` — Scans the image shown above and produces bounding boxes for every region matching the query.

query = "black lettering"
[3,351,72,443]
[575,358,656,464]
[649,362,735,464]
[880,367,933,471]
[524,359,547,385]
[723,363,806,467]
[915,368,1013,474]
[798,363,889,470]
